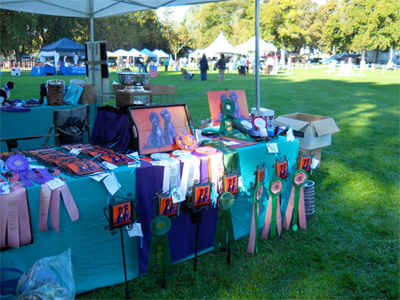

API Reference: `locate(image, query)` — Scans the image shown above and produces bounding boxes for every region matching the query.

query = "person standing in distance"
[199,54,209,81]
[239,55,247,75]
[164,57,169,72]
[215,53,227,82]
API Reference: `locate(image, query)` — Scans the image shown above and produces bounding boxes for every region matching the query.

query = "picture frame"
[187,182,212,209]
[108,199,135,230]
[207,90,250,126]
[224,172,238,194]
[300,155,312,172]
[158,194,179,218]
[276,159,289,179]
[256,167,266,185]
[128,104,195,155]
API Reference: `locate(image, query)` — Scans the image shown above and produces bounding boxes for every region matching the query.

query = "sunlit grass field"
[1,66,399,299]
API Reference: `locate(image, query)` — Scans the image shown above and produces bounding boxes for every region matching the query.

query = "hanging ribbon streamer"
[213,192,235,252]
[284,169,308,231]
[247,182,262,254]
[262,178,284,240]
[211,143,239,175]
[146,215,174,286]
[0,184,32,248]
[39,182,79,233]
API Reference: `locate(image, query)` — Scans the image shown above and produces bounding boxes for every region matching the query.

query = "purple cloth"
[90,106,133,152]
[0,106,30,112]
[135,161,219,274]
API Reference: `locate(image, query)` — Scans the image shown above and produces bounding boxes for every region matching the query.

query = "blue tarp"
[42,37,85,53]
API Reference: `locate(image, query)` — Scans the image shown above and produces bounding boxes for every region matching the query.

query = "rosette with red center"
[268,178,283,196]
[6,154,30,172]
[293,169,307,186]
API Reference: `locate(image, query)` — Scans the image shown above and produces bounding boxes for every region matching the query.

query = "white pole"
[255,0,260,112]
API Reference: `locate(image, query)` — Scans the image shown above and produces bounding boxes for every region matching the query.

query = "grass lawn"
[2,66,399,299]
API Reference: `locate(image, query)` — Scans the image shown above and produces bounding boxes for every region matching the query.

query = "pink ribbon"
[261,195,282,239]
[0,184,32,248]
[246,201,259,254]
[283,186,307,230]
[39,182,79,233]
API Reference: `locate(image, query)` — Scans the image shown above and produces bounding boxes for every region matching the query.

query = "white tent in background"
[128,48,142,57]
[153,49,169,58]
[112,49,130,57]
[235,36,277,55]
[200,31,240,57]
[107,50,118,57]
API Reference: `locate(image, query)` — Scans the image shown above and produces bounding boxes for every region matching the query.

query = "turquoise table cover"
[0,136,298,295]
[0,104,95,152]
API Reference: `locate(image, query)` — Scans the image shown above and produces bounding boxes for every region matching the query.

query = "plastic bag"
[16,249,75,300]
[64,84,84,106]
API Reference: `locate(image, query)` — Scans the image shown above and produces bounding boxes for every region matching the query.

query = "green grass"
[2,66,399,299]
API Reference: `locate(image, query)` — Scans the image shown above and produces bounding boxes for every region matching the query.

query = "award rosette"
[214,192,235,252]
[219,99,237,135]
[283,169,308,231]
[262,178,284,240]
[175,128,199,151]
[247,182,263,254]
[146,215,174,286]
[6,155,30,172]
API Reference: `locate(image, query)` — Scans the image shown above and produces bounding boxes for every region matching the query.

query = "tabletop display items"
[213,191,235,265]
[175,126,199,152]
[274,157,289,180]
[261,177,284,240]
[283,169,308,231]
[247,164,266,254]
[104,193,138,299]
[153,189,181,219]
[183,179,213,271]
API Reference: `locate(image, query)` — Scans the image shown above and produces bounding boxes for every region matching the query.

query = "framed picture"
[207,90,250,126]
[108,199,135,230]
[186,182,212,209]
[256,167,266,184]
[300,155,312,172]
[128,104,195,155]
[276,160,289,179]
[224,173,238,194]
[159,195,179,218]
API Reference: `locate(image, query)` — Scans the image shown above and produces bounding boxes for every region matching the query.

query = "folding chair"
[49,105,91,146]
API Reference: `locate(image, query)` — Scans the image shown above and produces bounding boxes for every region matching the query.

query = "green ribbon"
[214,192,235,252]
[211,144,238,174]
[291,169,308,231]
[146,216,174,286]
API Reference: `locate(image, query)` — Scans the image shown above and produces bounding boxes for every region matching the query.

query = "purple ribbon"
[191,152,209,181]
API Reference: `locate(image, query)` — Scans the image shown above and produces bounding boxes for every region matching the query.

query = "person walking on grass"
[215,53,227,82]
[199,54,209,81]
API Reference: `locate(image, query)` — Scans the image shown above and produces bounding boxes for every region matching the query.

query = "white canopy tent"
[199,31,240,57]
[0,0,265,110]
[235,36,277,55]
[112,49,131,57]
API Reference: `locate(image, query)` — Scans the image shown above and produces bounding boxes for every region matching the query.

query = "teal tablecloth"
[1,136,298,295]
[0,105,95,152]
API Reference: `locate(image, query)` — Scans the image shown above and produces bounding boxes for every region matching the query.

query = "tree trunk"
[361,46,366,64]
[388,46,393,65]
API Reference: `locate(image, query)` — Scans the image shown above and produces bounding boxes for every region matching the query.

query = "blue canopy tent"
[41,37,85,54]
[140,48,157,58]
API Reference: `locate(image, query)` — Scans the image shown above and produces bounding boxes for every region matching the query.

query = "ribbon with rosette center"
[284,169,308,231]
[0,184,32,249]
[262,178,284,240]
[39,182,79,233]
[146,215,173,286]
[214,192,235,252]
[247,182,263,254]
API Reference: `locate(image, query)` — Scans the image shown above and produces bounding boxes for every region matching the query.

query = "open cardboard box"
[276,113,340,150]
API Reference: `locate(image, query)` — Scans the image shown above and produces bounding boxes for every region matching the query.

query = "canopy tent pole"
[255,0,260,113]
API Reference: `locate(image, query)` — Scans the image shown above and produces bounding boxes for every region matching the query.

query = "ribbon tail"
[283,186,295,231]
[60,184,79,222]
[0,195,8,248]
[214,210,223,252]
[247,202,257,254]
[50,189,61,233]
[292,185,301,231]
[16,185,32,245]
[227,209,235,250]
[146,236,157,286]
[261,196,272,240]
[298,186,307,229]
[270,195,277,239]
[162,235,174,283]
[7,197,20,248]
[39,184,52,232]
[276,196,282,237]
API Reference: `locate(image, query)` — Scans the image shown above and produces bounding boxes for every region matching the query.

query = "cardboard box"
[115,89,153,107]
[299,147,321,162]
[112,84,126,92]
[276,113,339,150]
